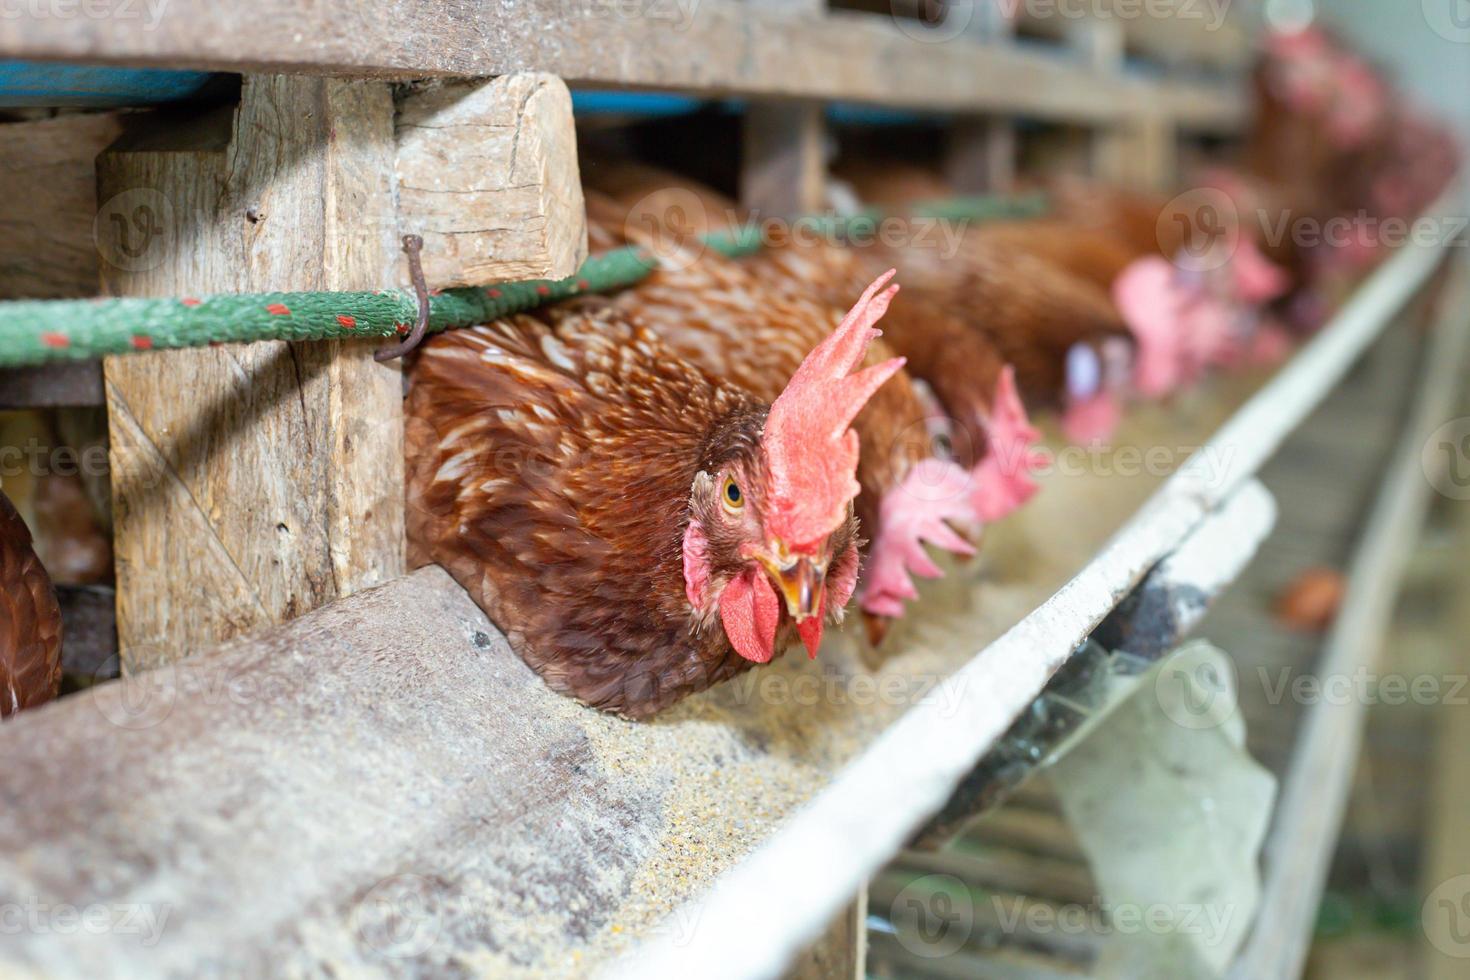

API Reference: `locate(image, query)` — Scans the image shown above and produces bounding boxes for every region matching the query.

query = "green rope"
[0,192,1046,369]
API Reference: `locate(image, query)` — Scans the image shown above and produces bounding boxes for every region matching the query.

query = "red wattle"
[719,567,779,664]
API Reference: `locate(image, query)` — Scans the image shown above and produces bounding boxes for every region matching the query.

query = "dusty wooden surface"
[98,77,404,671]
[0,111,124,300]
[395,74,587,287]
[0,2,1244,129]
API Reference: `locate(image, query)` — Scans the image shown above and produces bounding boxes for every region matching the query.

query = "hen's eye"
[721,477,744,512]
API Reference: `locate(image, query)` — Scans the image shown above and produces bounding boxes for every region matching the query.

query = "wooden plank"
[1228,259,1470,980]
[0,111,123,299]
[394,73,587,287]
[97,76,404,671]
[0,2,1245,129]
[740,0,828,217]
[0,363,103,408]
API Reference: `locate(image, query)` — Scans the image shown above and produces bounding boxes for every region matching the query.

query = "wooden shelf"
[0,1,1244,128]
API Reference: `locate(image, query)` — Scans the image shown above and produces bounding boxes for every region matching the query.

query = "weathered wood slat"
[0,111,123,300]
[0,363,104,408]
[98,77,405,670]
[395,74,587,287]
[0,2,1244,128]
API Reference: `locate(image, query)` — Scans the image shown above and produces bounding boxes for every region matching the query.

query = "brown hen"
[583,182,984,634]
[406,278,902,717]
[0,489,63,717]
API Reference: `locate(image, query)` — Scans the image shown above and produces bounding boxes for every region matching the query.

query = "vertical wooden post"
[1420,393,1470,980]
[1067,18,1130,182]
[96,76,403,671]
[741,0,827,215]
[1065,17,1177,191]
[944,3,1016,193]
[783,886,867,979]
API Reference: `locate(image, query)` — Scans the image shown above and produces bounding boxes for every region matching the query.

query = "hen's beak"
[753,544,826,622]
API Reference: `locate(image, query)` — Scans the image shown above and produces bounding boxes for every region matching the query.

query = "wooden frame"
[4,4,1450,978]
[0,1,1243,128]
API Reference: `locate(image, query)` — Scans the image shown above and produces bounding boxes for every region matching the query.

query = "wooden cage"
[0,2,1467,978]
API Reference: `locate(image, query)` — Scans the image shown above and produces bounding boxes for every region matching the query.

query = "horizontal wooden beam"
[0,363,103,409]
[0,2,1244,129]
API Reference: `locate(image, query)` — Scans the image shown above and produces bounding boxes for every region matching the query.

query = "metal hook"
[375,234,431,362]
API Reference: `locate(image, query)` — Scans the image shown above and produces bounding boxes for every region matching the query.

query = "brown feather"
[0,489,63,717]
[405,304,858,717]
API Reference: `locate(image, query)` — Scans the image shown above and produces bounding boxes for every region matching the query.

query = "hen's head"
[681,271,905,664]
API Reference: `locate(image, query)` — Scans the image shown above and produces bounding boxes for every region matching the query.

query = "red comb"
[763,269,905,550]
